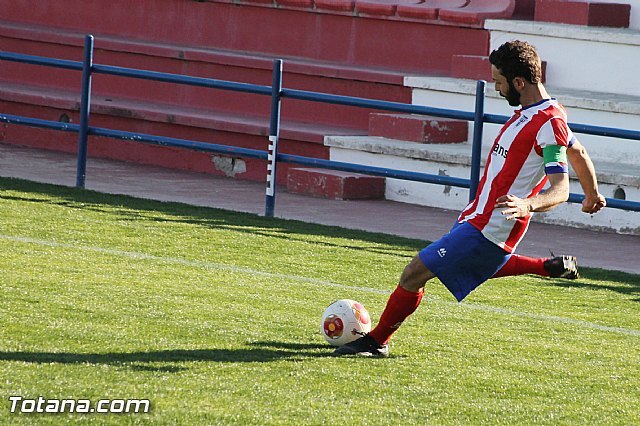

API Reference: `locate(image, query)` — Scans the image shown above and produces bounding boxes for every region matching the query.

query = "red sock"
[492,254,549,278]
[369,285,424,345]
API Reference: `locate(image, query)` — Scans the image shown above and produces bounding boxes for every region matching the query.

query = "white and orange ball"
[320,299,371,346]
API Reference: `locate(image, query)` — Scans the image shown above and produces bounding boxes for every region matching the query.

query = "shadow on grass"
[545,268,640,302]
[0,341,400,372]
[0,342,335,372]
[0,178,424,258]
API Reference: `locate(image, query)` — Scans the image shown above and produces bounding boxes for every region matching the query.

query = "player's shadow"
[0,342,333,372]
[546,268,640,302]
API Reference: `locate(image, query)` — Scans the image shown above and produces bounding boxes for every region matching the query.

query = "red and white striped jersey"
[458,98,574,252]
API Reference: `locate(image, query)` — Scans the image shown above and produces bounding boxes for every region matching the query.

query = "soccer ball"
[321,299,371,346]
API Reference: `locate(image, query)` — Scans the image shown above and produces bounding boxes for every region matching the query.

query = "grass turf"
[1,177,638,425]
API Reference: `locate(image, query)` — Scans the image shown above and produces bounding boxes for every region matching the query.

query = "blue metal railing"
[0,113,270,160]
[1,34,639,215]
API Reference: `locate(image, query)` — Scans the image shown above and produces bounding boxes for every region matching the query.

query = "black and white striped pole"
[265,59,283,217]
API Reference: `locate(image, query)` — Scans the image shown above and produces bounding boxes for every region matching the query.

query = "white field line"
[3,234,639,338]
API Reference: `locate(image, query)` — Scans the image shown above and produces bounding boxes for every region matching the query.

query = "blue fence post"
[469,80,486,201]
[265,59,283,217]
[75,34,94,189]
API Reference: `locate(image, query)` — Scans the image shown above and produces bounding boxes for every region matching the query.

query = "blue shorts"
[419,222,509,302]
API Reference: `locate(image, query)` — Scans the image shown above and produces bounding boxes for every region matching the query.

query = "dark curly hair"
[489,40,542,84]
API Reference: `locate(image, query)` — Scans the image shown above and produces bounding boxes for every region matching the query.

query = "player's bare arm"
[495,173,569,220]
[567,139,606,213]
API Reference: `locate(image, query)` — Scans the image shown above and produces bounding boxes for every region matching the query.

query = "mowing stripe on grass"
[457,302,640,337]
[1,234,389,295]
[3,233,639,338]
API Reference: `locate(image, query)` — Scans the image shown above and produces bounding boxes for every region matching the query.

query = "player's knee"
[399,256,434,292]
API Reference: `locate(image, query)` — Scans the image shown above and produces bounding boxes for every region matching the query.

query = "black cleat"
[333,334,389,358]
[544,255,579,279]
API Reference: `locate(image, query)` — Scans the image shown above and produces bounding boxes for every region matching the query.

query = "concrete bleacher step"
[485,19,640,97]
[286,110,471,200]
[405,75,640,168]
[0,17,419,185]
[324,135,640,234]
[451,54,547,82]
[286,167,385,200]
[368,113,468,143]
[0,82,365,183]
[451,55,494,82]
[0,19,414,131]
[534,0,631,28]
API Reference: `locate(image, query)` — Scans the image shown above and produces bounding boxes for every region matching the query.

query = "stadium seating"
[0,0,495,183]
[0,0,638,232]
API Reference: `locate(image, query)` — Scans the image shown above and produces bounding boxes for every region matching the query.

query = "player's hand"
[495,194,531,220]
[582,193,606,214]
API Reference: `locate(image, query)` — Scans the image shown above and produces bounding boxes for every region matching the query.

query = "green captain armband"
[542,145,568,174]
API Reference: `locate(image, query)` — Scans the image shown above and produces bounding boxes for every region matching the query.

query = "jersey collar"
[520,98,554,111]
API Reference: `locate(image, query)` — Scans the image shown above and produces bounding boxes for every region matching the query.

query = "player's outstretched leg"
[492,254,579,279]
[334,256,431,357]
[333,284,423,358]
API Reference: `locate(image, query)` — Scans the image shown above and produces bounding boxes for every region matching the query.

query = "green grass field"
[1,177,639,425]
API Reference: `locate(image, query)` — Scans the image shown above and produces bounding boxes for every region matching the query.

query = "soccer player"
[334,40,606,357]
